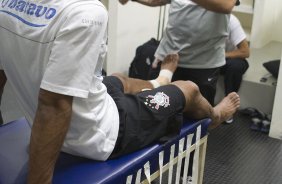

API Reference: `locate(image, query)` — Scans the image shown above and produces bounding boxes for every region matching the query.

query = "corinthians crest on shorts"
[144,92,170,110]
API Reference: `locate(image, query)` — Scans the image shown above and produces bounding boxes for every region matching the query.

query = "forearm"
[226,40,250,59]
[226,50,248,59]
[28,90,73,184]
[192,0,236,13]
[130,0,169,7]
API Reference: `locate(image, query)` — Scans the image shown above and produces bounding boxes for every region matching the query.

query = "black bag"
[128,38,160,80]
[128,6,167,80]
[263,59,280,79]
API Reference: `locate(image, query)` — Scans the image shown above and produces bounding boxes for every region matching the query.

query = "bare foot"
[161,54,179,72]
[209,92,240,129]
[156,54,179,86]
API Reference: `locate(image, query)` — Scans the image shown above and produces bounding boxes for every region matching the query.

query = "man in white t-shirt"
[221,14,249,123]
[222,14,250,96]
[0,0,240,183]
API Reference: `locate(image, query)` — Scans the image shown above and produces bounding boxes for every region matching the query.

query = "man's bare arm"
[28,89,73,184]
[119,0,130,4]
[192,0,236,13]
[226,39,250,59]
[0,70,7,124]
[119,0,170,6]
[119,0,235,12]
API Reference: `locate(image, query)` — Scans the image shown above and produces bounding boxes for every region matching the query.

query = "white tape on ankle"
[150,80,160,88]
[159,69,173,81]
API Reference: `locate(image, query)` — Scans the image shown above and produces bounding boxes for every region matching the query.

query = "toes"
[227,92,240,103]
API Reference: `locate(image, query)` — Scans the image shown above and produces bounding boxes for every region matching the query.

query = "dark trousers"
[172,67,221,106]
[220,58,249,95]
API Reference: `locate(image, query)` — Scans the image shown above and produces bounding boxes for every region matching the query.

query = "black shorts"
[103,76,186,158]
[172,67,221,106]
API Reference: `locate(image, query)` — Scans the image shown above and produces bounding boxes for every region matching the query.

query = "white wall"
[273,0,282,43]
[251,0,282,48]
[269,50,282,139]
[106,1,162,75]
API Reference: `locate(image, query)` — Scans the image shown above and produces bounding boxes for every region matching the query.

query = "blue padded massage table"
[0,117,211,184]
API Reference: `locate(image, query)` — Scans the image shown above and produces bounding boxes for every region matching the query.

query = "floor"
[2,84,282,184]
[203,113,282,184]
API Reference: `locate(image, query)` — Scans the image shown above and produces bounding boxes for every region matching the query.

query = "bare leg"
[171,80,240,129]
[112,54,178,94]
[151,54,178,86]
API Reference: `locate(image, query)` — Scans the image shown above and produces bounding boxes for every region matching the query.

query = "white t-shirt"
[0,0,119,161]
[225,14,246,52]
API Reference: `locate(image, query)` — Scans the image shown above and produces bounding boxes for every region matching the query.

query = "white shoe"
[225,117,234,124]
